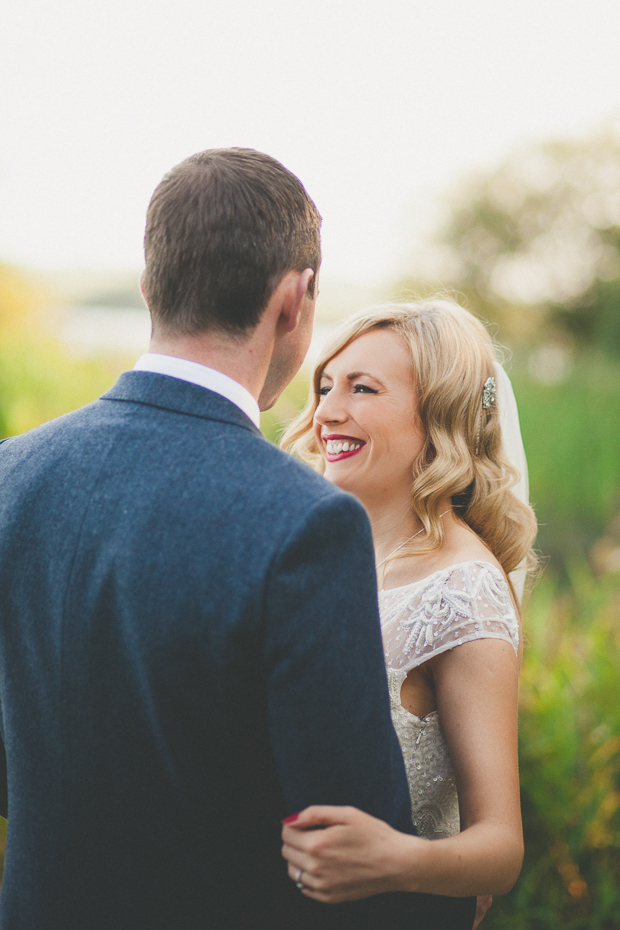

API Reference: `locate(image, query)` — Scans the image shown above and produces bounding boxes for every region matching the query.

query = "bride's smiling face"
[313,328,425,502]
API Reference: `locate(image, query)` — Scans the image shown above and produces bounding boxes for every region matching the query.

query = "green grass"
[260,373,311,446]
[511,354,620,567]
[487,569,620,929]
[0,330,129,439]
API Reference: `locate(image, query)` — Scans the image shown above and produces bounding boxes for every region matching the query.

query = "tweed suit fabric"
[0,372,475,929]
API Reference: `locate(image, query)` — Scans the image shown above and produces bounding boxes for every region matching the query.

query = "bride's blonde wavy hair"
[281,299,538,587]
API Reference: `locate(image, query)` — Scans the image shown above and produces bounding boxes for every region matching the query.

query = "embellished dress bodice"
[379,560,519,839]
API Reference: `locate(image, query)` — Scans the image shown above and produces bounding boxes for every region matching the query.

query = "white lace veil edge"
[494,362,529,603]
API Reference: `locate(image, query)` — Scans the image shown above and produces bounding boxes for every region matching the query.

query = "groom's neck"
[148,325,274,403]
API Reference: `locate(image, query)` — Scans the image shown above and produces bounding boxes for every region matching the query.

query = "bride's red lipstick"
[322,434,367,462]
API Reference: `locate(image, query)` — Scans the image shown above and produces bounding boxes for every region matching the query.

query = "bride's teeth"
[325,438,364,455]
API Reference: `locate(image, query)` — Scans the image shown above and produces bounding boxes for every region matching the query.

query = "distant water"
[62,306,336,366]
[62,306,152,356]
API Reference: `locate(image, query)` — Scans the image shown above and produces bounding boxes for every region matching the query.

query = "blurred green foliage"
[434,125,620,355]
[260,373,311,447]
[487,569,620,929]
[0,263,127,439]
[510,354,620,568]
[0,331,127,439]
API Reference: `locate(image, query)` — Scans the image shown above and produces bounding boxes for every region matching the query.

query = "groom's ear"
[139,271,148,306]
[279,268,316,334]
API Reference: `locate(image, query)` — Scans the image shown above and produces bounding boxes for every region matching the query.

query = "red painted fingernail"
[281,813,300,824]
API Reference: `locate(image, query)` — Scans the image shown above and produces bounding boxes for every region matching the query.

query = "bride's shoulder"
[380,558,519,671]
[439,521,504,576]
[381,559,509,605]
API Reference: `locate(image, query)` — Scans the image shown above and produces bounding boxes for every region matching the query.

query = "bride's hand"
[281,805,421,903]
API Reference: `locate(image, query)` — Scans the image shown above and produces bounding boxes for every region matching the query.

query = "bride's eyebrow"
[319,369,384,385]
[347,371,384,386]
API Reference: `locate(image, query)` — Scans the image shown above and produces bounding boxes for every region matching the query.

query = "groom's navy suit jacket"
[0,372,475,929]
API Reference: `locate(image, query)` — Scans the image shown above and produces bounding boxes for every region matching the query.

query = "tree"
[434,123,620,353]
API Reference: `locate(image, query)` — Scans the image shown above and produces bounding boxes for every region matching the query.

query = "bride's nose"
[315,391,348,425]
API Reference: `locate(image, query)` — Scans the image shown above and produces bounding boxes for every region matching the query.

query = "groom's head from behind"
[142,148,321,407]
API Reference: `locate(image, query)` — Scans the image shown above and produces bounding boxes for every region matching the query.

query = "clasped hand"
[281,805,420,903]
[282,806,494,928]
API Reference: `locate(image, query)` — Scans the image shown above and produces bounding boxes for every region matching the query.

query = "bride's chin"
[324,469,358,493]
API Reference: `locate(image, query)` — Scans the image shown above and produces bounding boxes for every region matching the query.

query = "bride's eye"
[353,383,378,394]
[317,385,331,396]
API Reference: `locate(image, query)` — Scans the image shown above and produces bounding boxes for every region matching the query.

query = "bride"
[279,300,537,921]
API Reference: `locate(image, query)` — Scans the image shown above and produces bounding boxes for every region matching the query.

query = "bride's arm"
[281,637,523,901]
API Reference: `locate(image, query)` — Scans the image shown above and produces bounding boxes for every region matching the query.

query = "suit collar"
[101,371,262,434]
[133,354,260,428]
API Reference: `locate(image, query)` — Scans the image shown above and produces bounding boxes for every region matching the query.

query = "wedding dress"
[380,560,519,839]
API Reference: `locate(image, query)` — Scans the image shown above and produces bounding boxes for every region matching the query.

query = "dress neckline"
[378,559,505,596]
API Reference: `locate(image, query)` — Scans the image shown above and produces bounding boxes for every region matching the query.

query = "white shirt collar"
[133,354,261,429]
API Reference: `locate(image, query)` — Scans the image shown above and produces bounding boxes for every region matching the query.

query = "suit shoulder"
[245,432,352,501]
[0,401,104,461]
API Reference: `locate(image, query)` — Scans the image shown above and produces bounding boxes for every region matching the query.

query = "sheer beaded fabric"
[380,561,519,840]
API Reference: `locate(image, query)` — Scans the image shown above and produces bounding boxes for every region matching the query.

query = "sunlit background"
[1,1,620,925]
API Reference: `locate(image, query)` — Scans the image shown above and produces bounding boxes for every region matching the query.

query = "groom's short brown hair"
[143,148,321,336]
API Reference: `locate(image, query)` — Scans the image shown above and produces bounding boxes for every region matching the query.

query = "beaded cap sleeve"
[380,560,519,674]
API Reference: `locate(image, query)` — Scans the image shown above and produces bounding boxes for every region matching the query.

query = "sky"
[2,0,620,286]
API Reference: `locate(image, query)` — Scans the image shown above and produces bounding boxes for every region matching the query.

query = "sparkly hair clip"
[476,376,497,454]
[482,376,496,409]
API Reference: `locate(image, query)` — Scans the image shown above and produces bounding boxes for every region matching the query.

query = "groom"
[0,149,475,929]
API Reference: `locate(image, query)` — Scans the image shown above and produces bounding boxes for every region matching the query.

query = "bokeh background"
[1,1,619,925]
